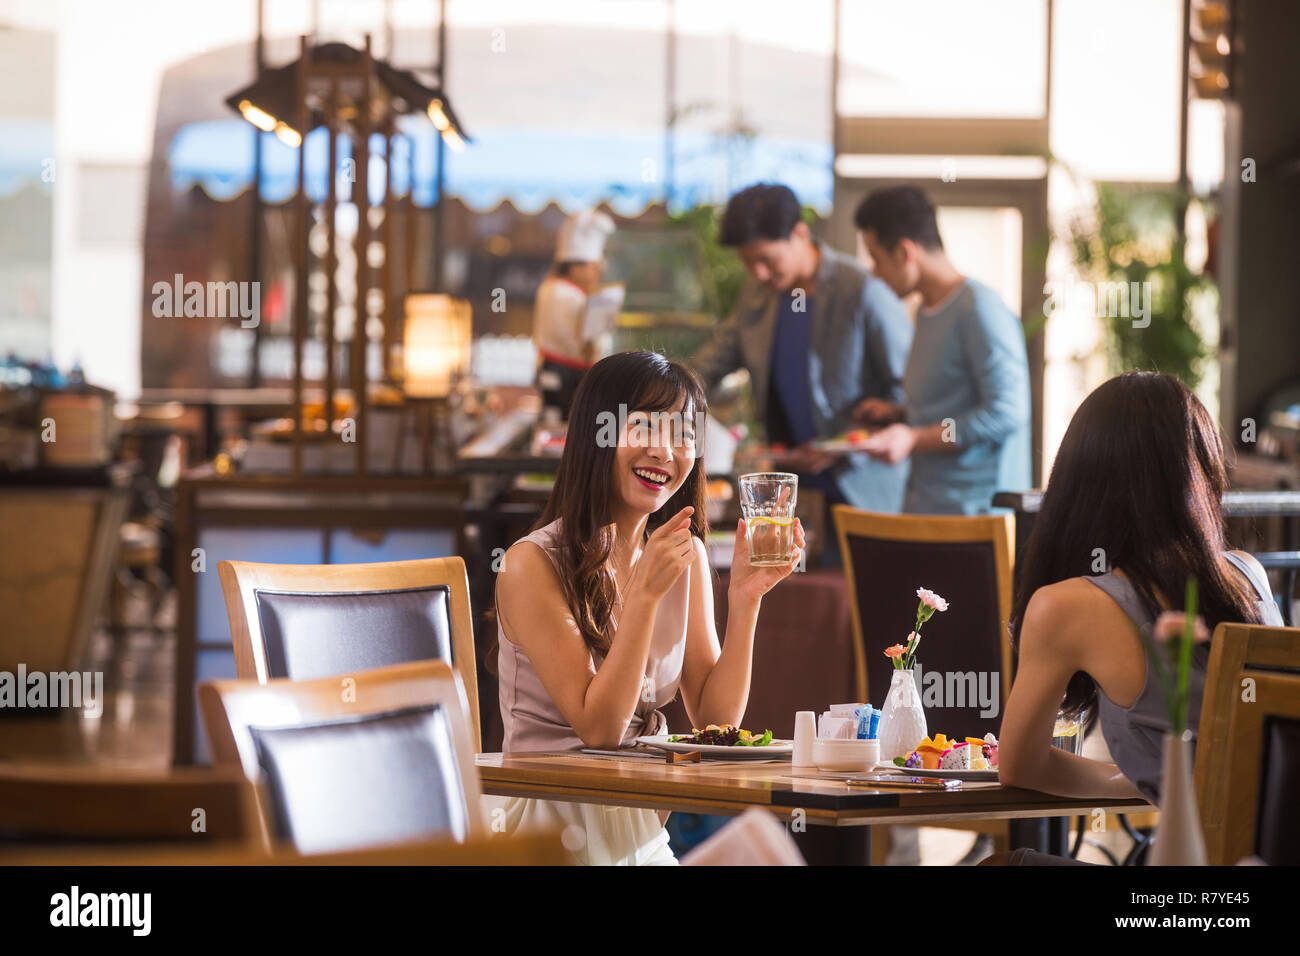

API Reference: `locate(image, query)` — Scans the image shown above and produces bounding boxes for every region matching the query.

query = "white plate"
[637,734,793,759]
[871,760,998,781]
[809,439,870,454]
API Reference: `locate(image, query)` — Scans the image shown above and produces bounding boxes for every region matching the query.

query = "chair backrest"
[0,765,258,846]
[1196,622,1300,864]
[218,557,479,750]
[833,507,1014,740]
[199,660,484,854]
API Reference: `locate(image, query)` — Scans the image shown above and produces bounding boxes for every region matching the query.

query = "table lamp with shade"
[401,293,471,474]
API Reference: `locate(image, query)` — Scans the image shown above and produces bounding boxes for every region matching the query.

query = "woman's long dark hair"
[534,350,708,657]
[1011,371,1263,718]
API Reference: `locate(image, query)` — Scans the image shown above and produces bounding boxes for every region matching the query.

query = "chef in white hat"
[533,208,620,419]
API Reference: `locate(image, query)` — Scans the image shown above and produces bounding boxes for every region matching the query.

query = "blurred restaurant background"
[1,0,1298,863]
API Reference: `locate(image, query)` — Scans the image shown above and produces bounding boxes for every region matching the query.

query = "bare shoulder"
[1020,578,1117,651]
[497,540,563,605]
[1024,577,1103,619]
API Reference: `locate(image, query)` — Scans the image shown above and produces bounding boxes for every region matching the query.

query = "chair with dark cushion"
[832,507,1014,740]
[1254,708,1300,865]
[199,660,484,854]
[1196,623,1300,864]
[833,507,1016,861]
[218,557,479,749]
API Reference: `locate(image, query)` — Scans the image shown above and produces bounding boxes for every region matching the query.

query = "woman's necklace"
[610,540,644,624]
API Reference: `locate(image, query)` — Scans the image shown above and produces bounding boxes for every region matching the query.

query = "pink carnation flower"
[1154,611,1209,644]
[916,588,949,612]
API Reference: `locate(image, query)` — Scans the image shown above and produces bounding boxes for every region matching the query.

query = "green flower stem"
[1133,577,1198,734]
[1176,578,1197,733]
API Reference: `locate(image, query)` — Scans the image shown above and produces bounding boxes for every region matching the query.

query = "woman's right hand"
[626,506,696,603]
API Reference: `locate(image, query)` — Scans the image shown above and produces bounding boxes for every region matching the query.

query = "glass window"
[936,206,1024,315]
[838,0,1048,118]
[1050,0,1183,182]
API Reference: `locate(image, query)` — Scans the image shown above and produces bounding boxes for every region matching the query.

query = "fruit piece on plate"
[915,734,954,770]
[940,742,973,770]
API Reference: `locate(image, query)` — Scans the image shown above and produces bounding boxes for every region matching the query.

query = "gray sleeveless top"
[496,520,690,753]
[1087,553,1283,804]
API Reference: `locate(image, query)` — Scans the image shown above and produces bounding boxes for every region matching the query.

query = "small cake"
[965,737,991,771]
[982,732,999,768]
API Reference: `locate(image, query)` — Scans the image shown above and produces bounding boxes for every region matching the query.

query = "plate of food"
[872,733,1000,780]
[637,724,792,759]
[810,429,873,454]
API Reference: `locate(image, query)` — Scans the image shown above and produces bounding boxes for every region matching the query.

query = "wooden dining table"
[475,751,1154,864]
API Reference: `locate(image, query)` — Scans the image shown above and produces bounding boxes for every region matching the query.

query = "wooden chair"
[1196,622,1300,865]
[832,507,1015,734]
[199,659,485,855]
[217,556,479,750]
[834,507,1015,860]
[0,764,258,847]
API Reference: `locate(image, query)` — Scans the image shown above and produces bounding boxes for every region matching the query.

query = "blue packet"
[856,705,872,740]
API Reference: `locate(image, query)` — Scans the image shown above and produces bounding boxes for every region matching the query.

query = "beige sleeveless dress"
[485,519,690,865]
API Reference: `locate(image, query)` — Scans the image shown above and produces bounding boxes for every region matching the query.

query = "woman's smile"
[632,464,672,492]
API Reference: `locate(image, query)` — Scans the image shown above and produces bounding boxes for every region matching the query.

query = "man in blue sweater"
[852,186,1032,516]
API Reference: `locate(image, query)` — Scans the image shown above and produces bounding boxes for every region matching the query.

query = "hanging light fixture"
[237,99,278,132]
[226,43,472,147]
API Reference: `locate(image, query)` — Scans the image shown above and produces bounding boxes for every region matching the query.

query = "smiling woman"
[488,350,804,864]
[540,352,709,659]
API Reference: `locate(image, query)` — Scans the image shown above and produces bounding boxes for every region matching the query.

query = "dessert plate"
[871,761,998,781]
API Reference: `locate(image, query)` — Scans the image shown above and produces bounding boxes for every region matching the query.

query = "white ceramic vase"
[878,669,927,762]
[1149,730,1207,866]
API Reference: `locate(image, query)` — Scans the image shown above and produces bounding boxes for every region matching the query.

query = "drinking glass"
[738,472,798,567]
[1051,710,1089,756]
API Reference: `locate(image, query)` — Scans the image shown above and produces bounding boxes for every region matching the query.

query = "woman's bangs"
[631,373,692,419]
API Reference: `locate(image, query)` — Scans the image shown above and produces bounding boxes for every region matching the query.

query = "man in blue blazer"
[692,183,914,518]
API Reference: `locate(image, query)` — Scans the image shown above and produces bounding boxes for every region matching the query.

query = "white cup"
[792,711,816,768]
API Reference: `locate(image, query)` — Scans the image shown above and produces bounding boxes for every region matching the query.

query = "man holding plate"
[691,183,914,553]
